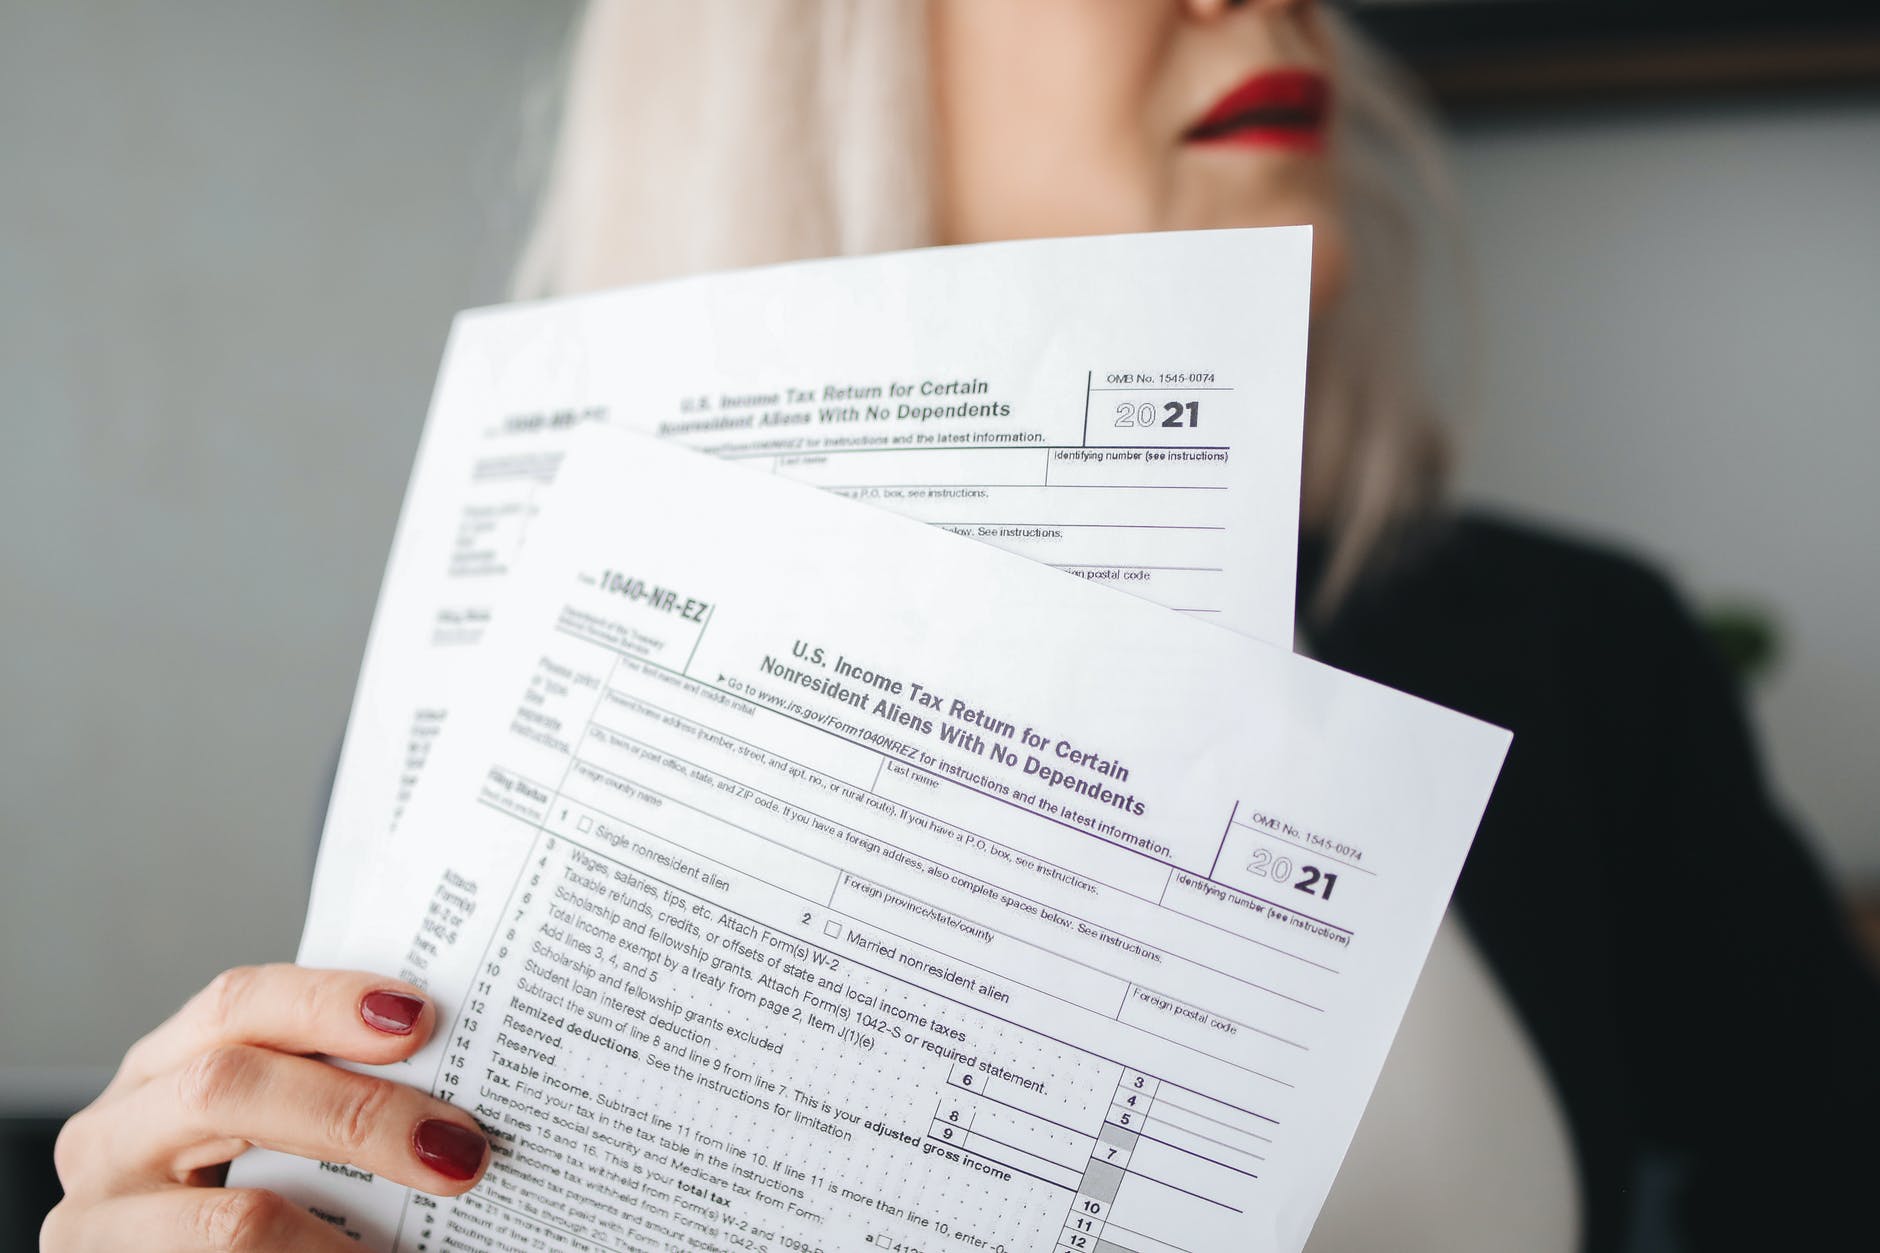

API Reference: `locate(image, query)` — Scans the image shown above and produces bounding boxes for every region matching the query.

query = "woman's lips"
[1185,67,1330,153]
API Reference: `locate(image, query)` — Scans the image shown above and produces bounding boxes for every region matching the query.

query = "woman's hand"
[44,964,489,1250]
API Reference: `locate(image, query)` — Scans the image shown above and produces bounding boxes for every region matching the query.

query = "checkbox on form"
[824,919,843,938]
[577,816,592,832]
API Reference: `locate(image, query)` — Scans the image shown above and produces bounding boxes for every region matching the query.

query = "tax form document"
[247,426,1510,1253]
[300,228,1311,958]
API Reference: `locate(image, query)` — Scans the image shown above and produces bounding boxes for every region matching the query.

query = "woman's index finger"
[112,964,435,1090]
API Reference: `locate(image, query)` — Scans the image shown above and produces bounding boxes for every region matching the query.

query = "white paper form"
[250,427,1509,1253]
[301,228,1311,957]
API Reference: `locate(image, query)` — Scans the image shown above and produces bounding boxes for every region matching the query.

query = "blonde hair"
[516,1,1459,613]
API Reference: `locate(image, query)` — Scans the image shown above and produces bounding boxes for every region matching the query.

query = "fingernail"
[360,990,426,1035]
[413,1119,487,1181]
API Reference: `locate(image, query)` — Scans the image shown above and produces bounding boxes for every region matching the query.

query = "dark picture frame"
[1345,0,1880,108]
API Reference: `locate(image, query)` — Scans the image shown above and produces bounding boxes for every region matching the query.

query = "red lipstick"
[1185,68,1330,153]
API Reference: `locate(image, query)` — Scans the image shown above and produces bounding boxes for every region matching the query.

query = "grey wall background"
[0,0,583,1110]
[1451,101,1880,889]
[3,3,1876,1108]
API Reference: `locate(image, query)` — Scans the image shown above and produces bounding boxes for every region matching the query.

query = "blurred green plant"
[1703,600,1783,685]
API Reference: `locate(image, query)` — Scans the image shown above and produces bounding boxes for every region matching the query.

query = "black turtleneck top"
[1298,512,1880,1252]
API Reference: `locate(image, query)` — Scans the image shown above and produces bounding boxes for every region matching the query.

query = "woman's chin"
[1158,198,1347,315]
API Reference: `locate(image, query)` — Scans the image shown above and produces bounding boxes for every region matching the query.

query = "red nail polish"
[413,1119,487,1181]
[360,990,425,1035]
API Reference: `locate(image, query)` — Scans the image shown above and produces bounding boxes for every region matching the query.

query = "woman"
[46,2,1879,1249]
